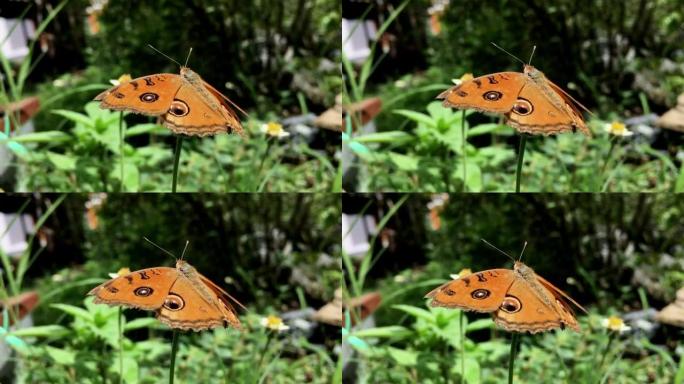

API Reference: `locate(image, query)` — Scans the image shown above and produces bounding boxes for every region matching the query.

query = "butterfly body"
[95,67,244,137]
[88,260,242,331]
[426,261,586,333]
[437,65,591,136]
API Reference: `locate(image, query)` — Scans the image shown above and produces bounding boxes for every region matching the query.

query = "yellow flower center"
[457,268,472,277]
[265,122,284,137]
[264,315,284,329]
[606,316,624,330]
[117,74,132,84]
[460,73,474,82]
[116,267,131,276]
[609,122,627,134]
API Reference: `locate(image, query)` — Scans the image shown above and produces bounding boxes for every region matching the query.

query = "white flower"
[260,315,290,332]
[603,121,633,137]
[449,268,472,280]
[108,267,131,279]
[451,73,474,86]
[260,122,290,138]
[601,316,632,333]
[109,74,132,86]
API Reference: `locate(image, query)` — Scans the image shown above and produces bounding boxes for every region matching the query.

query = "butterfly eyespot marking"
[169,100,190,117]
[113,92,125,99]
[163,294,185,311]
[483,91,503,101]
[134,286,153,297]
[140,93,159,103]
[500,296,522,313]
[443,288,456,296]
[512,98,533,115]
[471,289,491,300]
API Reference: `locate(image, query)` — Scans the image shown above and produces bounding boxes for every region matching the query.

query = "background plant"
[342,194,684,383]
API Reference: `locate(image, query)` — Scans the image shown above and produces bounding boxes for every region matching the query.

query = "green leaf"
[112,355,139,383]
[675,164,684,193]
[462,357,481,384]
[10,130,72,144]
[124,317,158,331]
[50,303,93,321]
[46,151,77,171]
[126,123,168,137]
[354,131,414,145]
[110,161,140,191]
[352,326,412,339]
[389,152,419,171]
[392,304,434,321]
[394,109,436,128]
[387,347,418,366]
[454,163,482,192]
[466,319,494,332]
[11,325,70,338]
[468,123,508,136]
[52,110,94,128]
[45,346,76,365]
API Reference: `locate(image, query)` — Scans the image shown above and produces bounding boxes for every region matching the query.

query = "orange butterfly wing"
[504,81,590,136]
[94,74,182,115]
[156,274,240,331]
[437,72,526,114]
[160,82,242,137]
[88,264,242,331]
[87,267,178,310]
[491,278,579,333]
[425,269,515,312]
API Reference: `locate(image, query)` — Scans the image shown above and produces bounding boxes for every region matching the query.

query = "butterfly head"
[180,67,199,80]
[523,65,544,80]
[176,259,197,274]
[513,261,535,278]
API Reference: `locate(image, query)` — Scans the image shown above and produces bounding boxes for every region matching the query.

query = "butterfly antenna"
[481,239,516,263]
[518,241,528,262]
[528,45,537,65]
[183,47,193,67]
[490,42,526,66]
[179,240,190,261]
[143,237,177,260]
[147,44,182,67]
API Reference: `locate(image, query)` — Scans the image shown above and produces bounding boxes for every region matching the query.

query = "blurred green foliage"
[15,101,336,192]
[86,0,340,116]
[1,193,340,382]
[15,298,335,383]
[343,193,684,383]
[344,0,684,193]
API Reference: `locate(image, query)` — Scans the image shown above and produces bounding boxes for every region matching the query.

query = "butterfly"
[88,259,244,331]
[94,67,245,137]
[425,260,587,333]
[437,48,592,136]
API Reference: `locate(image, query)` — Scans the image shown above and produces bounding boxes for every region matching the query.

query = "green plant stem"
[508,333,520,384]
[256,138,274,190]
[441,146,451,193]
[601,137,617,176]
[598,332,616,372]
[257,331,275,371]
[461,109,467,192]
[460,311,465,383]
[118,307,123,384]
[169,330,179,384]
[171,136,183,193]
[515,135,528,193]
[119,112,124,192]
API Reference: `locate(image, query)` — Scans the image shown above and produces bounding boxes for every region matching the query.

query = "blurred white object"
[0,213,35,258]
[342,18,377,64]
[342,213,377,259]
[0,17,36,63]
